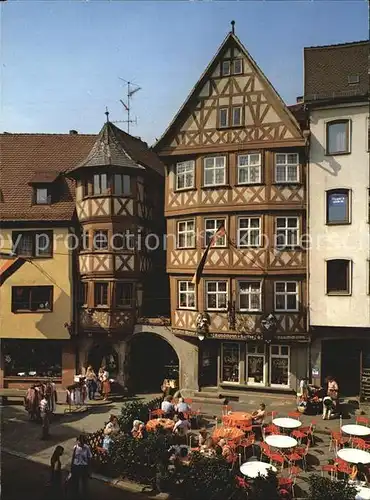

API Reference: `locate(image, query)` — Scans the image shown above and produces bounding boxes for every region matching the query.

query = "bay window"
[237,217,261,247]
[176,160,195,190]
[203,156,226,186]
[237,153,261,184]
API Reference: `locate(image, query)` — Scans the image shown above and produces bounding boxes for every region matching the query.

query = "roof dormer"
[28,171,60,205]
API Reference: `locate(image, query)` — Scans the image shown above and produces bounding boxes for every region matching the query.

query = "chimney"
[296,96,303,104]
[69,130,78,135]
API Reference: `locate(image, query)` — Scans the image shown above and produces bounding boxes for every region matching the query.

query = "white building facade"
[305,41,370,398]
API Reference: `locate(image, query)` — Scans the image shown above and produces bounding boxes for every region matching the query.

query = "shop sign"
[312,366,319,377]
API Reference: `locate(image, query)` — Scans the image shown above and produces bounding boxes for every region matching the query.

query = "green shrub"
[308,475,357,500]
[118,396,162,432]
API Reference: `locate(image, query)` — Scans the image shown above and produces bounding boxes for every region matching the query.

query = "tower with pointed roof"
[154,24,310,393]
[67,118,167,384]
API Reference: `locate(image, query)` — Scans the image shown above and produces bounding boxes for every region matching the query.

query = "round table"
[342,424,370,437]
[337,448,370,464]
[356,486,370,500]
[273,418,302,429]
[213,426,244,442]
[146,418,174,432]
[265,435,298,449]
[225,412,253,426]
[240,461,277,478]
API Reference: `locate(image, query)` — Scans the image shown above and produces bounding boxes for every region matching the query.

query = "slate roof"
[304,40,369,102]
[67,121,164,176]
[0,124,164,222]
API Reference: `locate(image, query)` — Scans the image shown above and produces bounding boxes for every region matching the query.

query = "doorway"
[199,341,218,388]
[128,333,179,394]
[87,343,119,378]
[321,339,361,397]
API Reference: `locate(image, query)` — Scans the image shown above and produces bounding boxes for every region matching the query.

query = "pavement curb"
[2,448,169,499]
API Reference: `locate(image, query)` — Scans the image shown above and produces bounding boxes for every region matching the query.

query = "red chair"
[266,411,278,423]
[291,429,307,444]
[284,449,303,467]
[238,436,255,460]
[337,462,352,477]
[295,443,310,471]
[321,464,337,481]
[263,424,279,437]
[149,409,164,419]
[352,437,366,450]
[260,442,272,461]
[300,421,317,445]
[270,453,285,471]
[289,465,302,477]
[278,477,293,494]
[356,416,369,426]
[184,398,193,405]
[288,411,301,420]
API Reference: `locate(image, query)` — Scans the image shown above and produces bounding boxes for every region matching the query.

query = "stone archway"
[127,325,199,394]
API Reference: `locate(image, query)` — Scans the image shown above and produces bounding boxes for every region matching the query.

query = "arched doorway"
[128,333,179,394]
[87,342,119,378]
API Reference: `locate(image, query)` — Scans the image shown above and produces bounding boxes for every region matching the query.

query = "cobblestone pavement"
[2,393,368,499]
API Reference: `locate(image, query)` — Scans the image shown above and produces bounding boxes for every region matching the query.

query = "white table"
[356,486,370,500]
[337,448,370,464]
[265,435,298,449]
[342,424,370,437]
[240,461,277,478]
[273,417,302,429]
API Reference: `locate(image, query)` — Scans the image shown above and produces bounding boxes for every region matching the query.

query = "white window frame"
[221,60,231,76]
[275,217,299,249]
[237,153,262,185]
[237,217,261,248]
[237,280,262,312]
[246,343,266,386]
[221,342,241,384]
[176,160,195,191]
[269,345,290,388]
[275,153,299,183]
[326,119,351,155]
[232,58,243,75]
[204,218,227,247]
[177,219,195,249]
[274,281,299,312]
[205,280,228,311]
[178,281,196,310]
[203,156,226,187]
[232,106,242,127]
[36,188,49,205]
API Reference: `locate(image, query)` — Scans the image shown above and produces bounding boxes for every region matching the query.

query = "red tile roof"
[0,133,95,221]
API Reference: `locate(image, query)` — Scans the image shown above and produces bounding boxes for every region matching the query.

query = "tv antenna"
[114,78,141,134]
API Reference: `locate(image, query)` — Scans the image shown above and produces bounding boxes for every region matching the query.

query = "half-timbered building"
[155,24,310,394]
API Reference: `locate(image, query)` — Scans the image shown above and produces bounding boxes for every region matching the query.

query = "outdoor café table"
[213,426,244,443]
[356,486,370,500]
[265,435,298,449]
[337,448,370,464]
[273,418,302,430]
[342,424,370,437]
[146,418,174,432]
[226,411,253,426]
[240,461,277,478]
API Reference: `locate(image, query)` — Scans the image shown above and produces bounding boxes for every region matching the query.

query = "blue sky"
[0,1,367,145]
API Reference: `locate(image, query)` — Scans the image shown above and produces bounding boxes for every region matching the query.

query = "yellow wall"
[0,227,72,339]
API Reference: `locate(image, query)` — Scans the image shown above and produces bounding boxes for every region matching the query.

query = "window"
[93,230,108,250]
[113,174,130,196]
[274,281,299,312]
[326,259,351,295]
[206,281,228,310]
[116,283,133,308]
[3,339,62,378]
[237,217,261,247]
[81,231,90,250]
[35,188,50,205]
[93,173,108,195]
[94,282,108,306]
[233,59,243,75]
[178,281,195,309]
[275,153,299,183]
[221,60,231,76]
[326,189,350,224]
[82,179,89,198]
[221,342,240,383]
[12,286,53,313]
[238,281,262,312]
[247,343,265,385]
[177,220,195,249]
[204,156,226,186]
[237,153,262,184]
[204,218,226,247]
[79,282,88,306]
[12,231,53,258]
[176,161,195,190]
[270,345,290,387]
[112,232,126,250]
[275,217,299,249]
[232,106,242,126]
[219,108,229,128]
[326,120,350,155]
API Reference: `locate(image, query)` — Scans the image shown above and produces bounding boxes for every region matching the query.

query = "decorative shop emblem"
[196,312,210,341]
[261,313,277,343]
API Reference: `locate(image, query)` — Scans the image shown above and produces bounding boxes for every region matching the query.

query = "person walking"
[70,434,92,498]
[85,366,97,401]
[50,445,64,498]
[45,379,58,414]
[40,394,50,440]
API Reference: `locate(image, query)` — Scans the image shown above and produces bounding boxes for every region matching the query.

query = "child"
[322,395,334,420]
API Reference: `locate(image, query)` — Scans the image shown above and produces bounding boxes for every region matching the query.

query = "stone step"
[194,391,223,399]
[192,395,226,405]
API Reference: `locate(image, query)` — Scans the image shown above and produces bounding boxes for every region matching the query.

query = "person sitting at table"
[131,419,145,438]
[349,462,369,483]
[252,403,266,425]
[161,396,175,418]
[173,412,191,437]
[198,428,209,447]
[201,437,217,457]
[175,397,191,414]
